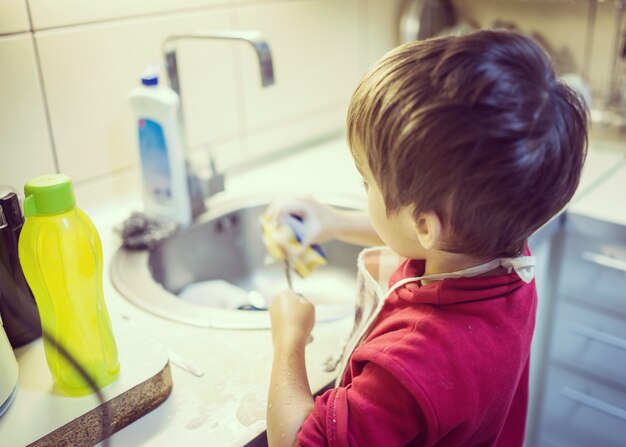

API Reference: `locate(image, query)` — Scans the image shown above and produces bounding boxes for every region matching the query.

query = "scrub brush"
[260,213,326,278]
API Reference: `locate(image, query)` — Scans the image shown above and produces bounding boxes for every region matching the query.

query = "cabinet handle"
[571,324,626,352]
[581,250,626,273]
[561,386,626,422]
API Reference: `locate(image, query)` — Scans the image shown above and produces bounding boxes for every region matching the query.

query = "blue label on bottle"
[138,118,172,203]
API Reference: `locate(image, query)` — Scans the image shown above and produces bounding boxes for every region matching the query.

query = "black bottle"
[0,187,41,348]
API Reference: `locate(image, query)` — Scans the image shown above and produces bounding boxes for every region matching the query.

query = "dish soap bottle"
[0,186,42,348]
[18,174,120,396]
[129,69,192,226]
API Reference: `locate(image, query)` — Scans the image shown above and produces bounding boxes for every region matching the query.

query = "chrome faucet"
[162,31,275,219]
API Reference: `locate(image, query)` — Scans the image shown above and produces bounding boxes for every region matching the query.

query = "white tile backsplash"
[361,0,405,71]
[242,104,345,160]
[0,0,403,207]
[236,0,361,132]
[0,0,30,35]
[28,0,234,30]
[177,36,243,150]
[34,9,240,183]
[73,167,141,213]
[451,0,619,103]
[11,0,588,208]
[234,0,367,161]
[0,33,55,192]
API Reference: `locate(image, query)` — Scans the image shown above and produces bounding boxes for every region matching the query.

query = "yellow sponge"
[260,214,326,278]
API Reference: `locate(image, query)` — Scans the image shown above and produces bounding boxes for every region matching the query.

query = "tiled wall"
[452,0,620,103]
[0,0,405,207]
[1,0,620,207]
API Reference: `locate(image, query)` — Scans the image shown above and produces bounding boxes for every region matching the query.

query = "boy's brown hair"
[347,30,588,259]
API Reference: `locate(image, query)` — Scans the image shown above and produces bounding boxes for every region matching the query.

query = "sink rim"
[110,193,366,329]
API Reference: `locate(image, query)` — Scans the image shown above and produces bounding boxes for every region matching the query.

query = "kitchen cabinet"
[526,217,562,445]
[531,173,626,446]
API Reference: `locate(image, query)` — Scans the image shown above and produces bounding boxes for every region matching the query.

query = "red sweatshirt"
[298,257,537,447]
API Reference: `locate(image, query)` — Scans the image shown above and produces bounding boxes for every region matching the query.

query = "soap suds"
[236,393,267,427]
[186,403,210,430]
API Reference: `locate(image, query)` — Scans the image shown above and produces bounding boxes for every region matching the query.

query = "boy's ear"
[414,211,442,250]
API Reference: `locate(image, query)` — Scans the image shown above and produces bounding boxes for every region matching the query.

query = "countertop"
[569,157,626,228]
[12,135,626,446]
[564,136,626,242]
[103,135,626,446]
[95,137,365,447]
[1,323,171,447]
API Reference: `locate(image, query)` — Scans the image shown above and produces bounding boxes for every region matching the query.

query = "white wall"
[0,0,30,34]
[451,0,621,103]
[0,0,405,207]
[0,33,56,191]
[2,0,621,207]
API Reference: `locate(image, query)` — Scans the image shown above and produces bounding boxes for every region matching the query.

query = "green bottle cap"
[23,174,76,217]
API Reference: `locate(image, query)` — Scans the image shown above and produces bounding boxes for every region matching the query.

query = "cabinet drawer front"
[559,235,626,316]
[539,367,626,447]
[536,435,570,447]
[550,300,626,386]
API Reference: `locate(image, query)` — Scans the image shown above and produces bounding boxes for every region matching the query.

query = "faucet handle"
[187,155,225,219]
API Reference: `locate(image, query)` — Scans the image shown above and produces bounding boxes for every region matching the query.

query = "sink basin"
[110,195,365,329]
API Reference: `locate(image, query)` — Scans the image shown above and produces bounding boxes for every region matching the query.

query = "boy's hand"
[270,290,315,350]
[266,196,383,248]
[265,196,346,245]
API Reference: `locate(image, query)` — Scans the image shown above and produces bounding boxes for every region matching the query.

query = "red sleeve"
[297,361,428,447]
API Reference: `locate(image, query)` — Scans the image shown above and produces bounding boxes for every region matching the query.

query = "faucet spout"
[161,30,275,221]
[163,30,275,98]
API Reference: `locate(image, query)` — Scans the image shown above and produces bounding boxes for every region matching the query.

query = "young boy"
[266,30,587,447]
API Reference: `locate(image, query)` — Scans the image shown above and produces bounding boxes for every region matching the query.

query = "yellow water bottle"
[18,174,119,396]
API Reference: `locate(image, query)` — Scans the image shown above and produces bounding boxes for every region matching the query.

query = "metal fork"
[284,259,294,290]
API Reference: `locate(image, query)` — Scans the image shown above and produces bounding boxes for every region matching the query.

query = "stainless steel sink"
[110,195,365,329]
